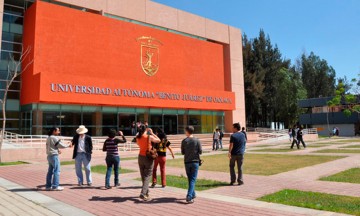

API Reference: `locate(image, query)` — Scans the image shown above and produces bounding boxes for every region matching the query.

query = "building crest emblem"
[136,36,163,77]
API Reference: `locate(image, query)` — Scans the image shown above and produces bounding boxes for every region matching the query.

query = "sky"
[154,0,360,79]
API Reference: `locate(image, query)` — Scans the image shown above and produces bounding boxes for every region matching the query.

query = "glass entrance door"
[163,115,178,135]
[118,113,136,136]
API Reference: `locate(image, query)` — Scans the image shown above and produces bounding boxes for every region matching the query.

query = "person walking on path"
[71,125,93,186]
[219,129,224,149]
[181,126,202,204]
[151,129,175,188]
[212,128,220,151]
[46,127,71,191]
[241,127,248,152]
[290,125,299,149]
[136,124,161,201]
[228,123,246,186]
[102,129,127,189]
[297,126,307,148]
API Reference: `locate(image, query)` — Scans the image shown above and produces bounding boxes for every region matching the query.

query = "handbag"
[145,135,158,160]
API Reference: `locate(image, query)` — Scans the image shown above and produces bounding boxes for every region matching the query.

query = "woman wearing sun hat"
[71,125,93,186]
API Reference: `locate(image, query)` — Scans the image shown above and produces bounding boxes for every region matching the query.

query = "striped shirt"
[103,137,126,156]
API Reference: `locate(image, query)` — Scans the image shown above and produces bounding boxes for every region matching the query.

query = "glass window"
[150,114,162,129]
[102,113,117,135]
[42,111,61,126]
[189,115,201,133]
[82,112,94,126]
[118,113,135,135]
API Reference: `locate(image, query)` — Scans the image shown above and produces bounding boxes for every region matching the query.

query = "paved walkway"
[0,137,359,216]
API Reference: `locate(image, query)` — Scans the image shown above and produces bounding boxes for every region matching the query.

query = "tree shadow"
[117,186,142,190]
[8,188,38,192]
[89,196,185,204]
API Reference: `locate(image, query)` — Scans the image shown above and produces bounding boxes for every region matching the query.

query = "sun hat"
[76,125,88,134]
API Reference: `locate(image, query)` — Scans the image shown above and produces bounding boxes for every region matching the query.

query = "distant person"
[333,127,337,136]
[71,125,93,186]
[181,126,202,204]
[212,128,220,151]
[241,127,247,152]
[131,121,136,136]
[102,129,127,189]
[290,125,299,149]
[151,129,175,188]
[228,123,246,186]
[288,127,292,142]
[45,127,71,191]
[336,127,340,136]
[219,129,224,149]
[136,124,161,201]
[297,127,306,148]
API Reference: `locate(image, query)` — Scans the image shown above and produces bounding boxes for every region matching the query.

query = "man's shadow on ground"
[89,196,187,204]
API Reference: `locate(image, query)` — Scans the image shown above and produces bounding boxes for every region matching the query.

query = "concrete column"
[94,112,102,136]
[32,110,43,135]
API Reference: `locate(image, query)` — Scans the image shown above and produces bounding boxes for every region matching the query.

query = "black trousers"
[291,138,299,149]
[298,137,306,148]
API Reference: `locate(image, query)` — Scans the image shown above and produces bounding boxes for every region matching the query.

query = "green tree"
[242,30,306,128]
[298,52,336,98]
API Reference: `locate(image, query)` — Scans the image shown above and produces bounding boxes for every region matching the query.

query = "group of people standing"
[46,125,94,190]
[289,125,307,149]
[45,122,246,204]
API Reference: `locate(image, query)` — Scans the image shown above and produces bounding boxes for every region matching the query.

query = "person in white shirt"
[212,128,221,151]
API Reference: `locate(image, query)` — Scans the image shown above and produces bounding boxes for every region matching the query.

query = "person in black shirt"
[290,125,299,149]
[297,126,306,148]
[229,123,246,185]
[181,126,202,204]
[151,129,175,188]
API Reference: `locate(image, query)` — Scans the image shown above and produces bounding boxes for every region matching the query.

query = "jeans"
[46,154,60,189]
[105,155,120,187]
[75,152,92,184]
[219,139,223,149]
[138,155,154,196]
[212,139,219,150]
[185,162,199,200]
[152,156,167,186]
[230,154,244,183]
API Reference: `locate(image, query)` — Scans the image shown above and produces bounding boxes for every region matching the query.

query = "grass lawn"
[136,175,228,191]
[60,160,75,166]
[166,153,344,176]
[250,148,297,152]
[342,145,360,148]
[332,139,360,143]
[91,165,136,175]
[0,161,28,166]
[258,189,360,216]
[320,168,360,184]
[315,149,360,154]
[306,144,331,148]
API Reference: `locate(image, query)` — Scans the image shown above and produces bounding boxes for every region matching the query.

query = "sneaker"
[238,181,244,186]
[115,183,121,187]
[230,182,235,186]
[87,183,92,187]
[52,186,64,191]
[186,199,194,204]
[162,185,166,188]
[150,183,156,188]
[193,194,197,199]
[78,183,83,187]
[105,185,112,189]
[45,187,52,191]
[139,194,151,202]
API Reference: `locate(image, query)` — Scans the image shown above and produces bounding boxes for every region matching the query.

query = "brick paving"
[0,137,359,216]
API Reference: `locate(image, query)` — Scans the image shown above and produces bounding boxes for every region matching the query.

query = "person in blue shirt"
[228,123,246,186]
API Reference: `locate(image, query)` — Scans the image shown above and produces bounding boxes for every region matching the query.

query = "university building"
[0,0,245,136]
[299,97,359,136]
